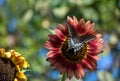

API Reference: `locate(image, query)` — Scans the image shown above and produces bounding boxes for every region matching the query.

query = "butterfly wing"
[78,34,96,43]
[67,24,84,54]
[67,24,77,38]
[67,24,78,50]
[67,24,96,55]
[70,34,96,55]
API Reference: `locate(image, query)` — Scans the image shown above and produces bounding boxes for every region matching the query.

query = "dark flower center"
[61,38,87,63]
[0,57,16,81]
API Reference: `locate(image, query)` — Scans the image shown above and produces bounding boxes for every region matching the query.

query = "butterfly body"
[67,24,96,55]
[67,36,83,55]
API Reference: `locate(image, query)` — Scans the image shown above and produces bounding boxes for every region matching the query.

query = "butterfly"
[67,24,96,55]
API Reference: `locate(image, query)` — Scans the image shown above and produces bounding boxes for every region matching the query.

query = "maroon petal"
[48,34,63,42]
[73,16,78,25]
[67,16,74,26]
[82,56,97,71]
[83,22,95,35]
[87,23,95,34]
[66,62,74,79]
[81,21,91,35]
[47,54,61,64]
[87,55,101,60]
[48,54,74,79]
[45,41,60,50]
[48,35,63,45]
[54,29,66,41]
[77,18,85,34]
[47,51,60,57]
[57,24,68,35]
[89,38,104,44]
[87,55,97,66]
[87,49,102,55]
[47,54,65,70]
[88,45,103,51]
[87,51,103,56]
[75,64,84,79]
[47,40,61,48]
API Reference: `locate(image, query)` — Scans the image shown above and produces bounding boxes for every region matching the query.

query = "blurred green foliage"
[0,0,120,81]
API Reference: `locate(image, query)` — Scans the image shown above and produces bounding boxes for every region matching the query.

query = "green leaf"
[48,29,55,34]
[61,73,67,81]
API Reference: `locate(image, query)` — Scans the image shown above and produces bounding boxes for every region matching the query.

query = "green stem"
[61,73,67,81]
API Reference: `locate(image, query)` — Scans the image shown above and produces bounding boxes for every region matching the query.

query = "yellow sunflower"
[0,48,29,81]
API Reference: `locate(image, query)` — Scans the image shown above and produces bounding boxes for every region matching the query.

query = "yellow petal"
[16,65,21,72]
[19,61,30,68]
[10,50,21,57]
[4,52,12,58]
[16,71,27,81]
[0,48,5,53]
[14,78,18,81]
[11,54,17,64]
[11,54,21,64]
[14,52,21,56]
[15,56,25,64]
[0,48,6,57]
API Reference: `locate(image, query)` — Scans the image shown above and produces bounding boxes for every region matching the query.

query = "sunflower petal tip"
[67,16,73,23]
[91,23,95,27]
[86,20,91,25]
[73,16,77,19]
[67,16,70,19]
[81,18,85,20]
[79,18,85,24]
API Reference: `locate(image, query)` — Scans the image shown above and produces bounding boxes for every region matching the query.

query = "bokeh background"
[0,0,120,81]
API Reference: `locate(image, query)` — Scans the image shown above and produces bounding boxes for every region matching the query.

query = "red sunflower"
[45,16,104,79]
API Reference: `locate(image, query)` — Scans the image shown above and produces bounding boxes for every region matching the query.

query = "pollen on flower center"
[0,57,16,81]
[61,38,87,63]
